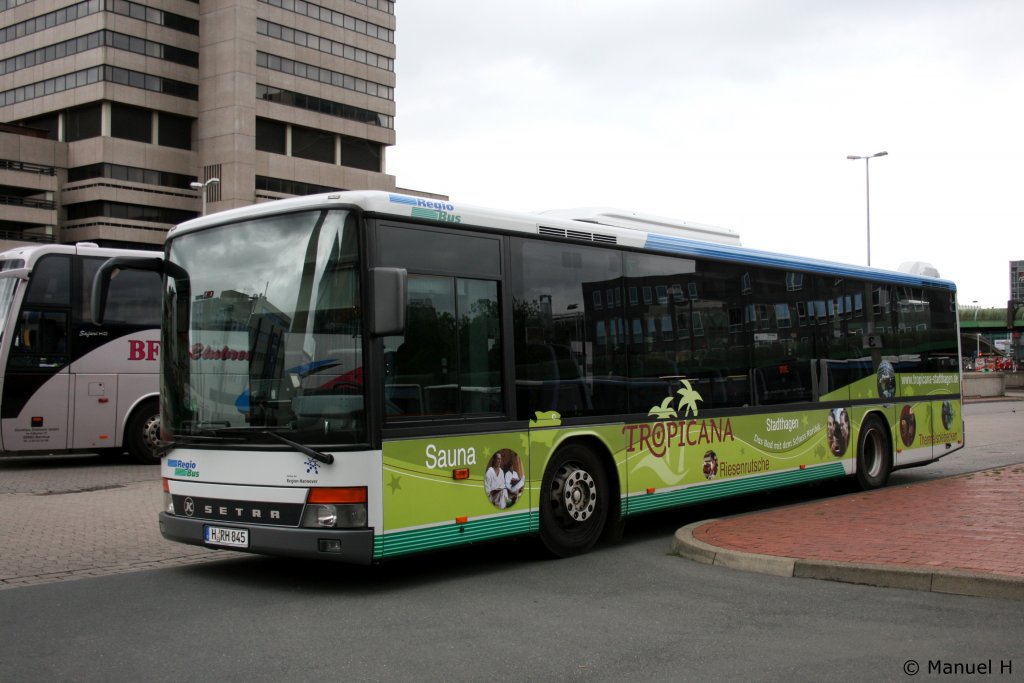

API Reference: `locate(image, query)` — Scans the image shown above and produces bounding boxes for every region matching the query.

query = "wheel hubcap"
[554,466,598,522]
[142,414,161,452]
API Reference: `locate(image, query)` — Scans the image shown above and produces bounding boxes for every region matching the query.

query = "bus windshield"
[0,259,26,344]
[162,209,366,447]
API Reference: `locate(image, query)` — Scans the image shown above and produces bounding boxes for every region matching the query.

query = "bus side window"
[80,257,161,326]
[24,255,71,306]
[10,309,69,369]
[384,274,503,419]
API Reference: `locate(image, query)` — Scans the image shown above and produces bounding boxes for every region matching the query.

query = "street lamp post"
[970,301,981,364]
[190,177,220,216]
[846,151,887,267]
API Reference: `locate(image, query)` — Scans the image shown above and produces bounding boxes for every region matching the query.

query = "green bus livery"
[94,191,963,562]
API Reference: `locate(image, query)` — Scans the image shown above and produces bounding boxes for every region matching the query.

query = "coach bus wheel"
[539,443,609,557]
[126,401,161,465]
[855,414,891,490]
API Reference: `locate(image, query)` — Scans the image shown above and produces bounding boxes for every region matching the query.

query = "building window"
[257,0,394,42]
[0,0,197,47]
[1,30,198,77]
[256,83,392,128]
[352,0,394,12]
[776,303,792,328]
[66,201,195,224]
[65,103,101,141]
[255,118,287,154]
[68,163,195,189]
[158,112,191,149]
[256,51,393,101]
[339,135,381,171]
[111,103,152,143]
[256,176,342,196]
[291,126,335,164]
[18,113,59,140]
[257,19,393,71]
[0,66,196,107]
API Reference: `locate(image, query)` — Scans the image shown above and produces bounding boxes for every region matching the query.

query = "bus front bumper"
[159,512,375,564]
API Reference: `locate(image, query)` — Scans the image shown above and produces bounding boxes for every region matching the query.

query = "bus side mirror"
[91,256,166,325]
[370,267,407,336]
[0,268,30,282]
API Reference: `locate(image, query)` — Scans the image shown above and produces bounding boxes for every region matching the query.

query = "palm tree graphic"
[648,396,678,419]
[676,380,702,418]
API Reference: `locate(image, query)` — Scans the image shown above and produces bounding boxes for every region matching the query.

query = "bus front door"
[1,308,71,453]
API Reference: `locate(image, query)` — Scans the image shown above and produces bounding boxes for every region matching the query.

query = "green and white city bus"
[95,191,963,562]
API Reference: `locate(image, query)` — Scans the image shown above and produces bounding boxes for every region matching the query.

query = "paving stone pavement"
[0,457,160,495]
[673,464,1024,599]
[0,456,227,589]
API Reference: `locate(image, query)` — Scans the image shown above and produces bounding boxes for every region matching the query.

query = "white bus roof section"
[0,243,159,269]
[539,207,741,246]
[172,191,651,248]
[170,191,740,250]
[169,191,955,289]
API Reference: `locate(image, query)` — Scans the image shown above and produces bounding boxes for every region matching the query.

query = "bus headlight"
[316,505,337,527]
[300,503,367,529]
[302,487,368,528]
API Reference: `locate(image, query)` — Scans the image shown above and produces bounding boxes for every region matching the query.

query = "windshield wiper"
[174,426,335,465]
[156,433,247,457]
[262,430,335,465]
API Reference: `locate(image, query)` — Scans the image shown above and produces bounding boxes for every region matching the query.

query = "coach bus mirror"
[0,268,30,281]
[370,267,407,336]
[90,256,167,325]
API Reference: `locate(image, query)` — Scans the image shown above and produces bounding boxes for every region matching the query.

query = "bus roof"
[170,191,956,291]
[538,207,741,245]
[0,243,161,270]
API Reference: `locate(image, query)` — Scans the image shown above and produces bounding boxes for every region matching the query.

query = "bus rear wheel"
[539,443,609,557]
[856,414,891,490]
[126,401,161,465]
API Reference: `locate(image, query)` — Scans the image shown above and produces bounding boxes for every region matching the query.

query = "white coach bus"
[0,243,162,463]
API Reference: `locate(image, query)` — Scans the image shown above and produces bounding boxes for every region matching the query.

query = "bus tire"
[126,401,161,465]
[856,414,891,490]
[539,443,609,557]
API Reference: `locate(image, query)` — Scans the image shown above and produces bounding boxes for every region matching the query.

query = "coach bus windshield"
[162,209,366,447]
[0,258,26,343]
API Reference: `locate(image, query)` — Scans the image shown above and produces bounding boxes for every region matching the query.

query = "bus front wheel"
[539,443,609,557]
[855,414,891,490]
[126,401,161,465]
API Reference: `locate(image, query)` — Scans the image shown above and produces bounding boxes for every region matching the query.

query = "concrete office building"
[0,0,400,249]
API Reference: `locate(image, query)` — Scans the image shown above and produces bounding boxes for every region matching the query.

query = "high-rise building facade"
[0,0,397,249]
[1011,260,1024,304]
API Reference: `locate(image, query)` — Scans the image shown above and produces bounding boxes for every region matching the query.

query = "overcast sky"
[388,1,1023,308]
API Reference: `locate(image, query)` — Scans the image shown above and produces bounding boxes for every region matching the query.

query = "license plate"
[204,525,249,548]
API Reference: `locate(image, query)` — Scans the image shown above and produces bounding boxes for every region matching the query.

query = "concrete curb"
[672,521,1024,601]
